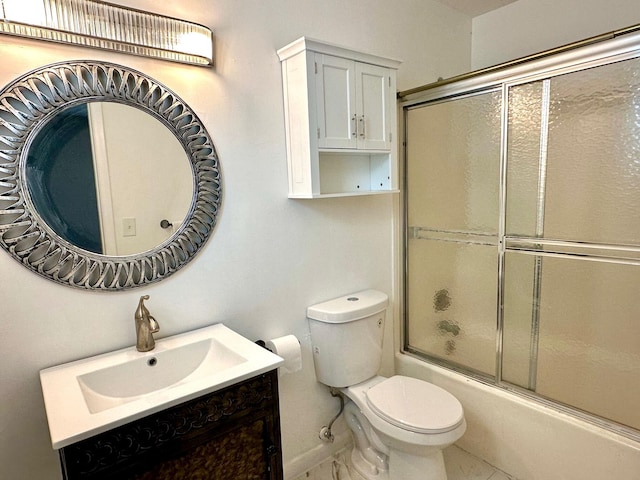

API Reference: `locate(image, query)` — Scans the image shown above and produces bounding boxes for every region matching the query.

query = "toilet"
[307,290,466,480]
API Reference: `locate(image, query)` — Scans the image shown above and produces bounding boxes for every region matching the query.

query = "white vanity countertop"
[40,323,283,449]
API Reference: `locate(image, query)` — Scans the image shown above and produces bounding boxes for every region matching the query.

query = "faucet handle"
[148,314,160,333]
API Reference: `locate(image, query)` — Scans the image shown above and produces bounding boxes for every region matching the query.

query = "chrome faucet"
[135,295,160,352]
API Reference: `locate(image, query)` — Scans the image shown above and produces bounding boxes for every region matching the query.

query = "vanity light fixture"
[0,0,214,66]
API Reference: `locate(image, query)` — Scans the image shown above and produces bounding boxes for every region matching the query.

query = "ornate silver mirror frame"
[0,61,222,290]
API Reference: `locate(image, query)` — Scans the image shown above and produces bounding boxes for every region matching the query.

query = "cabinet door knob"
[351,114,357,137]
[359,115,365,139]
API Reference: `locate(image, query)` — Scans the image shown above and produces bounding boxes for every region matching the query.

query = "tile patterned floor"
[444,446,514,480]
[293,445,515,480]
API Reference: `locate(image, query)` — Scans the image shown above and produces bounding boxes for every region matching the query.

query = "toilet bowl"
[341,375,466,480]
[307,290,466,480]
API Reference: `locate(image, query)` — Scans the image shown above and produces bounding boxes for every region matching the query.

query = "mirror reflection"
[25,102,194,256]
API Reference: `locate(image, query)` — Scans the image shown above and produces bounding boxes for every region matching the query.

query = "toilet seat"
[365,376,464,434]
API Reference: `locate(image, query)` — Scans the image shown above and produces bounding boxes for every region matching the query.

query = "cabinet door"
[356,63,392,150]
[315,54,357,149]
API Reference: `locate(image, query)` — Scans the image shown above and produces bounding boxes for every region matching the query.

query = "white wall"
[0,1,471,478]
[472,0,640,70]
[397,3,640,480]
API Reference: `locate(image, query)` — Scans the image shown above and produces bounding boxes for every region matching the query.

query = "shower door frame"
[399,25,640,442]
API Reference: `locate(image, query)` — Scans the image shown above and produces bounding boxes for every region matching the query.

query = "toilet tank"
[307,290,388,387]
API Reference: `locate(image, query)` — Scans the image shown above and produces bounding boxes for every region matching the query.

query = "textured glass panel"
[506,254,640,430]
[406,91,502,234]
[544,58,640,245]
[506,81,545,237]
[406,239,497,376]
[502,252,537,388]
[507,56,640,244]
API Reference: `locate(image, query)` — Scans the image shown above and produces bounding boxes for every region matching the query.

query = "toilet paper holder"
[256,335,302,376]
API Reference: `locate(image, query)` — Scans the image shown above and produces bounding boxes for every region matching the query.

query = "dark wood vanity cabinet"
[59,370,283,480]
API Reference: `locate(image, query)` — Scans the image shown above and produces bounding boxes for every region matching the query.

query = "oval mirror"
[0,62,222,290]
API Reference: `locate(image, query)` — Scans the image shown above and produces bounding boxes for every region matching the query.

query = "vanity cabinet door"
[59,370,283,480]
[129,418,275,480]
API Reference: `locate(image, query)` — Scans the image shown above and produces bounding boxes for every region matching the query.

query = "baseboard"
[283,431,352,480]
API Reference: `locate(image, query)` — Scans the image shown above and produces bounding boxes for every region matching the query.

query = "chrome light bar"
[0,0,214,66]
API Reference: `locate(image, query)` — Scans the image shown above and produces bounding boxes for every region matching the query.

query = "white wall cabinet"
[278,37,400,198]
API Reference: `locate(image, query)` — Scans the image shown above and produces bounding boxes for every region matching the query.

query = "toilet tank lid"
[307,289,388,323]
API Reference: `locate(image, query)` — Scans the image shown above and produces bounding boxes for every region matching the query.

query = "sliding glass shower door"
[404,45,640,436]
[405,90,502,377]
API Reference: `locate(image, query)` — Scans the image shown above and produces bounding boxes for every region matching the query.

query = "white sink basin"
[77,337,247,413]
[40,323,283,449]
